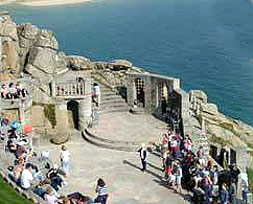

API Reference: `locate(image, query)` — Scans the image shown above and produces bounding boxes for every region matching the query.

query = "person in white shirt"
[60,145,70,176]
[20,163,34,189]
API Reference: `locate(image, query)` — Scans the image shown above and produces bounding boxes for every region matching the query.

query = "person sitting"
[94,178,108,204]
[46,164,64,191]
[13,158,24,182]
[20,163,34,189]
[44,187,58,204]
[7,82,17,101]
[16,82,28,99]
[67,192,93,204]
[0,84,7,99]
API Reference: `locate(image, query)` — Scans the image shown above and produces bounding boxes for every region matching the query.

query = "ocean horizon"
[1,0,253,125]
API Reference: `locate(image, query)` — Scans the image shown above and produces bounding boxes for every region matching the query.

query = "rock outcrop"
[66,55,93,70]
[0,12,20,78]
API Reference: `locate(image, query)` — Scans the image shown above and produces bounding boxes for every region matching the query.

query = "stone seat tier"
[82,129,153,152]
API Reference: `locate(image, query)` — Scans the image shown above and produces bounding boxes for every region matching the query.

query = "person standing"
[138,144,147,172]
[229,178,237,204]
[60,145,70,176]
[220,183,229,204]
[174,161,183,194]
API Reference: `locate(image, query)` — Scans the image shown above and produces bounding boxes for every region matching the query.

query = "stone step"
[82,129,137,152]
[100,91,118,97]
[98,107,129,114]
[100,99,127,106]
[100,103,128,110]
[101,94,123,101]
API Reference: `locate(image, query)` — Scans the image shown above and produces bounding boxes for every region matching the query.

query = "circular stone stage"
[83,111,168,152]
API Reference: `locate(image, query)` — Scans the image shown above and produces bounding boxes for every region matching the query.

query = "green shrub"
[44,104,57,128]
[246,167,253,193]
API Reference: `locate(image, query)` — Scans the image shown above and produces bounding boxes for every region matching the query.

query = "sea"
[1,0,253,125]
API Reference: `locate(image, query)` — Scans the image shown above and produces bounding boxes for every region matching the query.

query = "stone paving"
[37,112,191,204]
[90,112,168,144]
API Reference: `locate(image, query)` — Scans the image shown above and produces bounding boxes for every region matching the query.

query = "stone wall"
[126,72,180,112]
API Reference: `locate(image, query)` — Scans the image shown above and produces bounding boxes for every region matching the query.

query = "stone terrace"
[37,112,191,204]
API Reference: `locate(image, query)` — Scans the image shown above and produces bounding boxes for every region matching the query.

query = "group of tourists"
[138,128,243,204]
[0,114,108,204]
[0,82,28,101]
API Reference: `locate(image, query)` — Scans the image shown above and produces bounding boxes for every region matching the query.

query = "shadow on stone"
[147,162,163,172]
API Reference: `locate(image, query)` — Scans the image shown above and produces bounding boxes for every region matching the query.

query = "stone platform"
[37,112,191,203]
[90,112,167,144]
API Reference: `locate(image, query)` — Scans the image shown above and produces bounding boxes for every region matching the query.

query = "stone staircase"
[99,85,129,114]
[82,129,142,152]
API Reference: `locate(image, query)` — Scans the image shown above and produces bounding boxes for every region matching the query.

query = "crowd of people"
[0,114,108,204]
[0,82,28,101]
[138,127,247,204]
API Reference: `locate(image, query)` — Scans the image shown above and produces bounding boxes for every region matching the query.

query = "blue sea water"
[1,0,253,125]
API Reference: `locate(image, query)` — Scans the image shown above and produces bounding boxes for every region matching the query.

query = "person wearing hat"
[138,144,147,172]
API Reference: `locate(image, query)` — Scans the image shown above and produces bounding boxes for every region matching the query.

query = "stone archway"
[67,100,79,130]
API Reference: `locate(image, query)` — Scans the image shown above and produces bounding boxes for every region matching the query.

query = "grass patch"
[246,167,253,193]
[43,104,56,129]
[0,177,32,204]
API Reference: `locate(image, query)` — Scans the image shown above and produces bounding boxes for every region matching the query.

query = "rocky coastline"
[0,10,253,201]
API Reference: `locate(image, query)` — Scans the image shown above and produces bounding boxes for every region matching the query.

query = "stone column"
[51,81,56,97]
[78,96,92,130]
[51,103,69,144]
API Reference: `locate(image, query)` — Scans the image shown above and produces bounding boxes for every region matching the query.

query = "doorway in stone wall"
[135,78,145,107]
[67,100,79,130]
[230,149,237,165]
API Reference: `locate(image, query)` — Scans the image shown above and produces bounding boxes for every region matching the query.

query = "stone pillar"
[51,81,56,97]
[51,103,69,144]
[127,77,135,108]
[181,91,190,119]
[78,96,92,130]
[144,76,152,110]
[156,83,159,108]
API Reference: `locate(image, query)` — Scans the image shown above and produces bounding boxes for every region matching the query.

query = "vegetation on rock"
[246,167,253,193]
[43,104,57,128]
